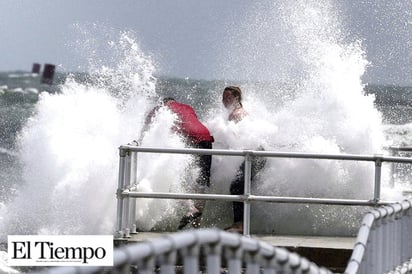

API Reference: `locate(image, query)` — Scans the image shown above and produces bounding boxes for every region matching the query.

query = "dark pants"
[230,155,266,223]
[191,141,212,188]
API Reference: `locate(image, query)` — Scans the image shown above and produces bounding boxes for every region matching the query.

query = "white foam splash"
[203,0,390,235]
[0,30,160,238]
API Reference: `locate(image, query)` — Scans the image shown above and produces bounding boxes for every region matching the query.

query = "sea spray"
[201,0,389,235]
[0,83,120,236]
[0,31,181,238]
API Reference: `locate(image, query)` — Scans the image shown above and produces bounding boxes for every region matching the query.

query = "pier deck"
[115,232,355,273]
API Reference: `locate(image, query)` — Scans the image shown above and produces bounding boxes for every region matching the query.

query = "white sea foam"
[0,31,162,239]
[203,0,395,235]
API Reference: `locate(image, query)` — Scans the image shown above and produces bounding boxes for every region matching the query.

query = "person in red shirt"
[140,98,214,230]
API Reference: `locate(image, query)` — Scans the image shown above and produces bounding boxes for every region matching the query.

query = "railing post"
[116,147,127,238]
[225,245,243,273]
[129,150,138,234]
[181,244,200,274]
[204,242,222,274]
[243,151,252,237]
[123,151,132,238]
[389,148,396,188]
[374,155,383,201]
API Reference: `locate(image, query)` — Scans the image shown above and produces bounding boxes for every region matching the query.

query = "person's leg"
[226,155,266,233]
[178,141,212,230]
[195,141,212,188]
[225,162,245,233]
[230,162,245,223]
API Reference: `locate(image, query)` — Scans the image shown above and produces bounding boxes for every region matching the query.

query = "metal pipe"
[122,190,394,206]
[389,148,396,188]
[123,151,131,238]
[131,149,138,185]
[129,151,138,234]
[115,147,127,238]
[119,145,412,164]
[374,155,382,201]
[120,145,378,161]
[388,146,412,152]
[243,152,252,236]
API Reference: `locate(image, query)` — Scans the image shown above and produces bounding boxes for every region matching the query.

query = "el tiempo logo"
[8,235,113,266]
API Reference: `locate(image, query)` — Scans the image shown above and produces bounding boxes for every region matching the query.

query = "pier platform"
[115,232,355,273]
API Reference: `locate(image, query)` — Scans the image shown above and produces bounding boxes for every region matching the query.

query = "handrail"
[344,198,412,274]
[37,229,334,274]
[121,144,412,163]
[116,145,412,238]
[387,146,412,153]
[120,144,402,161]
[121,190,392,206]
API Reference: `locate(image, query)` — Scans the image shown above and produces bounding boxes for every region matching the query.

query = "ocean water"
[1,1,412,259]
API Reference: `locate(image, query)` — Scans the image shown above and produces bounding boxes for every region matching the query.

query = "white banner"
[8,235,113,266]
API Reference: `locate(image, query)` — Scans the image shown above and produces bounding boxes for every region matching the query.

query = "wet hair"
[224,86,243,106]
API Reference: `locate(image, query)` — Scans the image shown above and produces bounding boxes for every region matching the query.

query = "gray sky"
[1,0,411,85]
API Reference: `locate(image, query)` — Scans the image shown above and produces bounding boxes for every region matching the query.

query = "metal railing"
[37,229,334,274]
[345,198,412,274]
[116,145,412,238]
[34,199,412,274]
[30,146,412,274]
